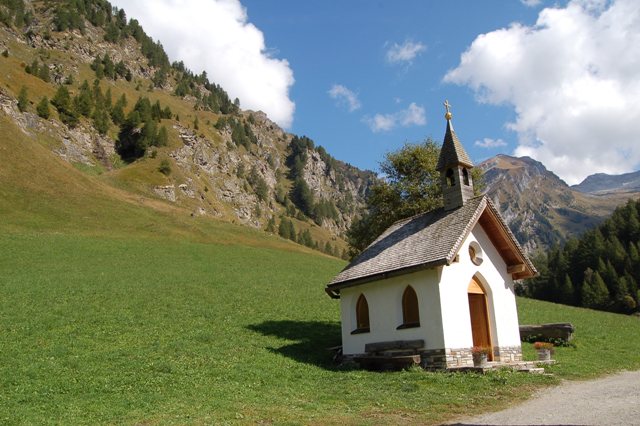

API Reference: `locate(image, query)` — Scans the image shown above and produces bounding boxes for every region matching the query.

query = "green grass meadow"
[1,232,639,425]
[1,105,639,424]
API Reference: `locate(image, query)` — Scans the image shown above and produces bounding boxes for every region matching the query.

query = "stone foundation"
[419,345,523,369]
[419,348,473,369]
[494,345,523,363]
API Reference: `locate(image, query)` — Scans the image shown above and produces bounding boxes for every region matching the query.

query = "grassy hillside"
[0,114,311,254]
[518,297,640,379]
[2,228,640,424]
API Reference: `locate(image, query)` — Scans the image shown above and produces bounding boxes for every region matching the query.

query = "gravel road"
[448,370,640,425]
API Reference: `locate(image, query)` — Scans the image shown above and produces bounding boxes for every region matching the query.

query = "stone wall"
[494,345,523,363]
[419,348,473,369]
[419,346,523,369]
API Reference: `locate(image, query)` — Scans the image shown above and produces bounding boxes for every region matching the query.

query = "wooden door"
[468,279,493,360]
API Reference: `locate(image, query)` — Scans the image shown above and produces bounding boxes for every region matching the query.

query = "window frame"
[352,293,370,334]
[397,285,420,329]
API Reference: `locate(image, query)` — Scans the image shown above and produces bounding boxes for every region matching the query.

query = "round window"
[468,241,483,266]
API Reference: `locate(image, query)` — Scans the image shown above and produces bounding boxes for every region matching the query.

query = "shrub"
[158,159,171,175]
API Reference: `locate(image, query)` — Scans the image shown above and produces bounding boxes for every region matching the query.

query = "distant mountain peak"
[479,154,567,188]
[479,154,640,253]
[572,170,640,195]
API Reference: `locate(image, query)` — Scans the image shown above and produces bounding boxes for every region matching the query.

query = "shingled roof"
[326,195,536,297]
[436,119,473,171]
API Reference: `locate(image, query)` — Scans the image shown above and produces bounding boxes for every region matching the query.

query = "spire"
[437,100,473,171]
[437,100,475,210]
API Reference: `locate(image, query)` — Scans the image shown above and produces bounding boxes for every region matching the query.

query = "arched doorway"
[468,277,493,360]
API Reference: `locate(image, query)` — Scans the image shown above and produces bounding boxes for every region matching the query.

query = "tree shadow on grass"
[247,320,342,370]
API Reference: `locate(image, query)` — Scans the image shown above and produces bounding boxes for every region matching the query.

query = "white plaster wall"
[340,268,445,355]
[439,223,522,349]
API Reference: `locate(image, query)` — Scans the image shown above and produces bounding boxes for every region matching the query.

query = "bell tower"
[437,100,474,211]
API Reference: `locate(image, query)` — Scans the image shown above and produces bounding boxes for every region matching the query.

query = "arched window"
[398,286,420,329]
[446,168,455,187]
[353,294,370,334]
[462,168,470,186]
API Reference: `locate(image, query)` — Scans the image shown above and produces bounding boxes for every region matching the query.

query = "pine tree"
[559,274,575,305]
[625,204,640,243]
[156,126,168,147]
[265,217,276,233]
[286,220,296,241]
[36,96,50,119]
[74,80,94,117]
[104,87,112,112]
[298,229,314,247]
[602,259,622,300]
[292,177,314,217]
[324,241,334,257]
[624,271,638,307]
[52,85,70,110]
[103,54,115,79]
[17,86,28,112]
[93,105,110,135]
[278,217,292,240]
[110,94,127,125]
[52,85,78,127]
[582,269,610,309]
[528,250,550,299]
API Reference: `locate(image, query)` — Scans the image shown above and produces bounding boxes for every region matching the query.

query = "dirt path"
[448,370,640,425]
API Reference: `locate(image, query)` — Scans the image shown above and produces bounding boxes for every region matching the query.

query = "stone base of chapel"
[419,346,523,370]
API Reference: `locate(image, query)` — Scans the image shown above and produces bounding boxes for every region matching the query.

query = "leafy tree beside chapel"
[347,139,484,257]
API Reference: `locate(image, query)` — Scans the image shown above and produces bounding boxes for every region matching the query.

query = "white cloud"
[109,0,295,128]
[445,0,640,184]
[365,102,426,132]
[367,114,396,132]
[386,40,427,64]
[328,84,361,112]
[400,102,427,126]
[520,0,542,7]
[475,138,508,149]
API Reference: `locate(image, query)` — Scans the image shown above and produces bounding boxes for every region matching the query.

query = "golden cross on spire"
[444,100,452,120]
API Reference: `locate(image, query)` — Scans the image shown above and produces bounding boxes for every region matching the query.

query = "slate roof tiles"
[328,196,487,290]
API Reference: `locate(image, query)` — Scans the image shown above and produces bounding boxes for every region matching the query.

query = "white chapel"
[326,103,536,369]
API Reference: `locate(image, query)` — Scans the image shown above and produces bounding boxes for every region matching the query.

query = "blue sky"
[240,0,540,172]
[113,0,640,185]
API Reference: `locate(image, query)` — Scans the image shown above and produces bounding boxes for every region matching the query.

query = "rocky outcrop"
[302,149,374,234]
[0,87,114,170]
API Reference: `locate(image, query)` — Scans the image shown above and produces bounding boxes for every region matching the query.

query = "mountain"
[0,0,376,258]
[479,154,640,253]
[572,170,640,195]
